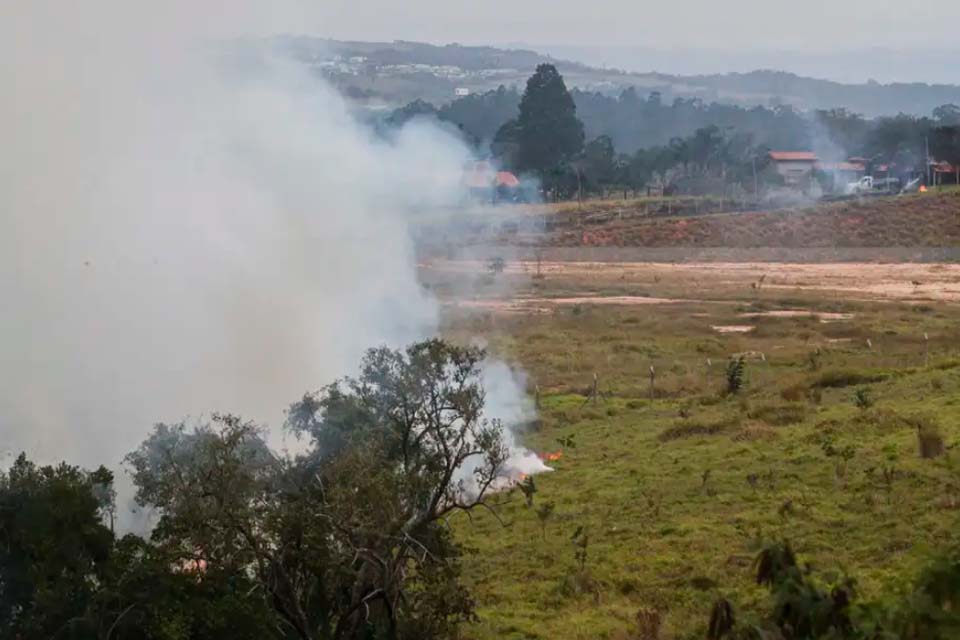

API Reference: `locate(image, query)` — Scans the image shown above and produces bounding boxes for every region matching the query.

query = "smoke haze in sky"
[0,0,544,498]
[291,1,957,84]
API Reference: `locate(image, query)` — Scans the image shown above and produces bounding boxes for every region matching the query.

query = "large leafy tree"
[933,104,960,127]
[0,455,113,638]
[580,135,617,191]
[126,339,508,640]
[514,64,584,179]
[0,453,274,640]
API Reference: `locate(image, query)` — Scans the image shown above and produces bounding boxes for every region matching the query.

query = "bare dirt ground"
[424,260,960,308]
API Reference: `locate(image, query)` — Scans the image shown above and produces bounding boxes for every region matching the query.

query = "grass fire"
[3,2,960,639]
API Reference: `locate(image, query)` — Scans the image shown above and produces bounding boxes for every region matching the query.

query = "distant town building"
[817,160,866,185]
[454,87,471,97]
[463,161,521,202]
[768,151,818,185]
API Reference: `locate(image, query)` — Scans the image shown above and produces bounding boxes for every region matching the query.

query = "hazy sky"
[307,1,952,52]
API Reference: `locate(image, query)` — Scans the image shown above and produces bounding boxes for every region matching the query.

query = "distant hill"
[270,37,960,117]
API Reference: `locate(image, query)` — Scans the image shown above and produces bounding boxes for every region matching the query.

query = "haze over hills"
[533,44,960,86]
[273,37,960,116]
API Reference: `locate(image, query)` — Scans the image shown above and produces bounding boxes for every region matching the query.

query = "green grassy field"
[436,267,960,639]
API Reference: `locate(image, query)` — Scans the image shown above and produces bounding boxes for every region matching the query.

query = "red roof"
[463,162,520,188]
[932,161,956,173]
[769,151,818,162]
[495,171,520,188]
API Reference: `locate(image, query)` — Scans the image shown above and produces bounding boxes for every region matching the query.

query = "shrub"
[658,417,738,442]
[748,402,808,426]
[911,417,946,459]
[707,598,735,640]
[812,368,888,389]
[518,475,537,507]
[725,356,746,395]
[932,359,960,371]
[733,421,777,441]
[854,387,874,410]
[780,383,806,402]
[714,541,960,639]
[850,407,913,433]
[635,607,663,640]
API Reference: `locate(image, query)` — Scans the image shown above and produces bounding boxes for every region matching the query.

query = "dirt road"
[424,260,960,305]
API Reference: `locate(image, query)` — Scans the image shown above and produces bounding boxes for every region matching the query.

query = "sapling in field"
[570,525,589,572]
[918,423,946,459]
[535,501,555,540]
[707,598,736,640]
[725,356,746,395]
[556,434,577,449]
[519,475,537,507]
[854,387,874,410]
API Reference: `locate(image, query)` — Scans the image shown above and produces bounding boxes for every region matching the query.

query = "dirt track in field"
[425,260,960,307]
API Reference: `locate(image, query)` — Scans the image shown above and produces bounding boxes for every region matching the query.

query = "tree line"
[386,66,960,198]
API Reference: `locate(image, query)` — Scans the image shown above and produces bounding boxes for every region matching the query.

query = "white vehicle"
[845,175,900,195]
[845,176,875,195]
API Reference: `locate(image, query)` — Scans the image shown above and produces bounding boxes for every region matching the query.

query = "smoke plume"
[0,1,544,520]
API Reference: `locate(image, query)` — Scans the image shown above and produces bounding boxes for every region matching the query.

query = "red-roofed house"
[463,161,522,202]
[768,151,818,186]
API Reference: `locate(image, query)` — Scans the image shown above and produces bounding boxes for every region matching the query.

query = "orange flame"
[920,185,928,192]
[517,473,528,482]
[542,450,563,462]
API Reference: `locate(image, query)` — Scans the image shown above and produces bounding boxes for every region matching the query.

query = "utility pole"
[925,136,932,187]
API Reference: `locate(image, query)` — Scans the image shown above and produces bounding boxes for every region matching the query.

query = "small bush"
[853,388,874,410]
[557,569,600,601]
[725,356,746,395]
[733,421,777,441]
[812,368,888,389]
[658,417,738,442]
[932,359,960,371]
[635,607,663,640]
[850,407,912,433]
[748,403,808,426]
[912,417,946,459]
[707,598,735,640]
[780,383,806,402]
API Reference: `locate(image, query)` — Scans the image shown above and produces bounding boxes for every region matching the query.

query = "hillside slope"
[539,192,960,249]
[270,38,960,114]
[441,274,960,639]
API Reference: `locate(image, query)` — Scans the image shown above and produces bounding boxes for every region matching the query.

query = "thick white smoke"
[0,2,545,510]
